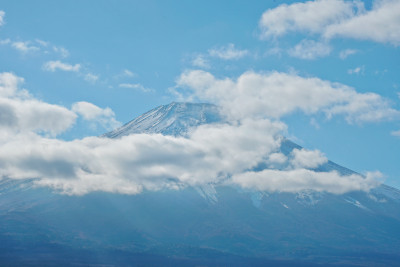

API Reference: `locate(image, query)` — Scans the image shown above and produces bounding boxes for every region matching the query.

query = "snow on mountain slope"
[103,102,223,137]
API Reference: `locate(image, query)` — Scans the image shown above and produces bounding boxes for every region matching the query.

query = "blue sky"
[0,0,400,191]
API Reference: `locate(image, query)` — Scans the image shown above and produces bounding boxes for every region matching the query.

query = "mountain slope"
[0,102,400,266]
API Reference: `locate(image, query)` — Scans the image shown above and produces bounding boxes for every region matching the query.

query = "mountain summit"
[104,102,222,137]
[1,102,400,266]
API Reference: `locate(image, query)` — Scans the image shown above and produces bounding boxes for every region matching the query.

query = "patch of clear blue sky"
[0,0,399,188]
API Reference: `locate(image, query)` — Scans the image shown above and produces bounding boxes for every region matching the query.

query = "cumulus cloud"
[259,0,360,38]
[43,60,81,72]
[259,0,400,45]
[0,72,77,135]
[324,0,400,45]
[72,101,120,130]
[290,148,328,169]
[0,71,384,196]
[288,39,332,59]
[0,119,285,195]
[208,43,249,60]
[176,70,400,123]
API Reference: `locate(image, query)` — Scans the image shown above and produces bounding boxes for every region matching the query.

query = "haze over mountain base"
[1,102,399,266]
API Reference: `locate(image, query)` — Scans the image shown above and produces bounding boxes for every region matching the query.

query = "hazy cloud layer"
[259,0,400,45]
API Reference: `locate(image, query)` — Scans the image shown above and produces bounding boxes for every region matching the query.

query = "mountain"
[103,102,223,137]
[0,102,400,266]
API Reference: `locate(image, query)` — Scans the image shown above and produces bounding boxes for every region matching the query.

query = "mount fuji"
[0,102,400,266]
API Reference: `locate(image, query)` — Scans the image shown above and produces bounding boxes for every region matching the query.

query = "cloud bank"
[0,71,389,195]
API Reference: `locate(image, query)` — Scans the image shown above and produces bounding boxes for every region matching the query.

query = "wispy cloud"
[391,130,400,137]
[192,54,210,69]
[52,45,69,58]
[43,60,81,72]
[0,10,5,27]
[11,41,40,53]
[84,73,99,83]
[288,39,332,60]
[348,66,364,75]
[208,43,249,60]
[0,39,11,45]
[119,83,153,93]
[339,49,358,59]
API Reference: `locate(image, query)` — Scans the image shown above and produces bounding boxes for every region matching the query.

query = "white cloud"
[267,152,287,165]
[0,119,285,195]
[176,70,400,123]
[0,71,384,196]
[119,83,153,93]
[0,72,76,135]
[11,41,40,53]
[290,148,328,169]
[72,101,120,130]
[208,43,249,60]
[84,73,99,83]
[259,0,361,38]
[259,0,400,45]
[72,101,114,120]
[339,49,358,59]
[0,10,5,27]
[288,39,332,59]
[324,0,400,45]
[192,54,210,68]
[231,169,380,194]
[391,130,400,137]
[43,61,81,72]
[347,66,364,75]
